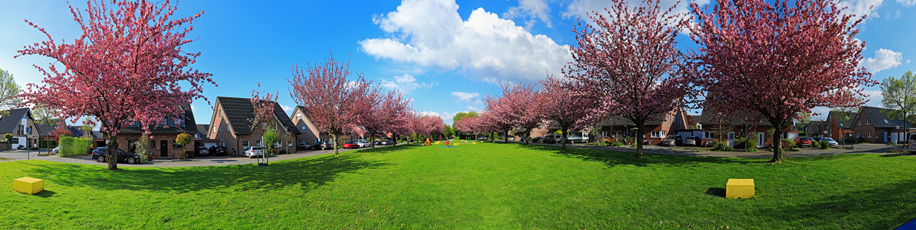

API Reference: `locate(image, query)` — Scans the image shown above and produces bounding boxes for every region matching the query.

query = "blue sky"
[1,0,914,127]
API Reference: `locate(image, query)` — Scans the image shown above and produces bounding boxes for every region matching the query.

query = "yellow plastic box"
[726,179,754,199]
[14,177,44,195]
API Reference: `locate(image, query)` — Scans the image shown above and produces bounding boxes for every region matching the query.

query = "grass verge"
[0,142,914,229]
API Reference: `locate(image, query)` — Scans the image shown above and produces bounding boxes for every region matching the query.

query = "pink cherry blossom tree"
[684,0,876,162]
[361,88,410,149]
[565,0,692,157]
[288,52,373,155]
[494,83,544,144]
[541,77,598,149]
[17,0,214,170]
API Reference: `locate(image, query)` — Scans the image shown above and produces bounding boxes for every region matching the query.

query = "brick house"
[825,111,855,141]
[803,121,826,139]
[692,110,799,148]
[600,107,692,145]
[289,106,327,146]
[207,97,300,156]
[849,106,915,143]
[112,103,201,158]
[0,108,41,149]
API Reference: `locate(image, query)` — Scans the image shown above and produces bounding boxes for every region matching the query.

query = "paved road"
[0,143,407,167]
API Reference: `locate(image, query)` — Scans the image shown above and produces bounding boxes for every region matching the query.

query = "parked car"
[660,135,677,146]
[244,146,265,158]
[311,141,332,150]
[356,141,370,148]
[566,135,585,143]
[797,137,814,147]
[297,142,309,150]
[196,146,209,156]
[821,137,839,147]
[91,147,140,164]
[684,136,700,146]
[52,146,59,155]
[477,136,488,141]
[214,146,227,156]
[379,140,390,145]
[529,137,543,143]
[342,142,358,149]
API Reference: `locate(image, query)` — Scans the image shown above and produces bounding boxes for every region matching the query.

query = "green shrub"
[624,136,633,143]
[630,142,637,148]
[604,141,611,146]
[811,139,821,148]
[279,149,288,155]
[746,139,758,152]
[711,141,734,151]
[612,142,625,147]
[30,147,39,150]
[59,136,91,157]
[790,147,801,151]
[819,140,830,149]
[782,138,795,149]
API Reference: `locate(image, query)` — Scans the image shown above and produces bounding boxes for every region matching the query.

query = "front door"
[884,132,888,143]
[727,132,735,147]
[757,132,765,148]
[160,140,168,157]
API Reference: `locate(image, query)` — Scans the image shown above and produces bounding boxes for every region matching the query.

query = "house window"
[856,133,860,138]
[10,138,18,144]
[256,141,262,147]
[651,131,666,138]
[242,141,250,148]
[728,132,735,140]
[867,132,872,138]
[858,121,861,126]
[301,126,306,131]
[602,132,608,137]
[884,119,889,123]
[275,140,282,147]
[865,119,869,125]
[704,132,714,139]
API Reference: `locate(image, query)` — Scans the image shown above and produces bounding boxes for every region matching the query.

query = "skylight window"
[884,119,889,123]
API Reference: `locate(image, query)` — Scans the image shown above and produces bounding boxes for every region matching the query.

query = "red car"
[796,137,813,147]
[342,142,358,149]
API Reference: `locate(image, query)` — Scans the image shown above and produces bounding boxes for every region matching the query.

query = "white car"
[244,147,265,158]
[821,138,839,147]
[356,141,370,148]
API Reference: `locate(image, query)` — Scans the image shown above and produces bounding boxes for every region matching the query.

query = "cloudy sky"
[1,0,913,126]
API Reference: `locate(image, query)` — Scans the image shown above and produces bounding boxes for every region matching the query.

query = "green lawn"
[1,142,915,229]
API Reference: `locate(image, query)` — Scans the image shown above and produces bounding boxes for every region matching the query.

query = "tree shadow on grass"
[754,179,916,229]
[519,144,759,168]
[20,154,388,193]
[359,144,418,155]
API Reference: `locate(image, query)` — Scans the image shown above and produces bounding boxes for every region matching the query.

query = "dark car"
[684,136,701,146]
[196,146,209,156]
[312,141,332,150]
[211,146,227,156]
[297,142,309,150]
[660,135,677,146]
[91,147,140,164]
[530,137,544,143]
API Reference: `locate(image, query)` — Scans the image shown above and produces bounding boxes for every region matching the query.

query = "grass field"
[1,142,915,229]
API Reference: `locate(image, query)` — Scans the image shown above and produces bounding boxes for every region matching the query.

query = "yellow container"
[726,179,754,199]
[454,143,459,146]
[14,177,44,195]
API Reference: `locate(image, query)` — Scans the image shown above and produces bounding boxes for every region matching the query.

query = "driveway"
[0,144,406,167]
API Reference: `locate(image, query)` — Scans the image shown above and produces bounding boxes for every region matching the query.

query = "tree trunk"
[107,135,118,170]
[331,133,339,155]
[635,122,645,158]
[504,130,509,143]
[561,126,569,149]
[771,124,787,162]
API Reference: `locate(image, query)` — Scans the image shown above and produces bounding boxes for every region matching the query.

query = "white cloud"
[838,0,884,20]
[907,59,912,64]
[898,0,915,7]
[862,90,884,107]
[451,91,482,104]
[862,48,902,73]
[380,74,434,94]
[503,0,552,28]
[280,104,294,113]
[467,105,479,111]
[360,0,572,83]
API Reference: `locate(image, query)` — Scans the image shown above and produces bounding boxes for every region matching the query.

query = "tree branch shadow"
[21,154,388,193]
